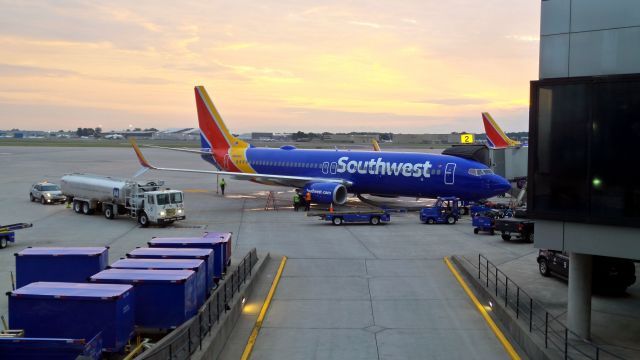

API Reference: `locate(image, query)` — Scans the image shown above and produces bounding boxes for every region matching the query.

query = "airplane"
[129,86,511,205]
[481,112,522,149]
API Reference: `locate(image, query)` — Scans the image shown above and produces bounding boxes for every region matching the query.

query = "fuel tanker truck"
[60,173,186,227]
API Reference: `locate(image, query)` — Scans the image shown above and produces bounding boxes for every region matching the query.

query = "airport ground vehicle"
[537,250,637,293]
[472,212,496,235]
[495,218,534,242]
[60,174,186,227]
[0,223,32,249]
[420,197,460,224]
[311,209,390,225]
[29,182,66,204]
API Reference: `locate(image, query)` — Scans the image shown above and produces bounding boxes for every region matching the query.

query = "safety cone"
[329,203,334,213]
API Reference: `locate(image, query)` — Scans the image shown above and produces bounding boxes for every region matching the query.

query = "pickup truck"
[494,218,534,242]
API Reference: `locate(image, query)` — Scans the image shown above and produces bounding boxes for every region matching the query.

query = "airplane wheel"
[332,217,343,225]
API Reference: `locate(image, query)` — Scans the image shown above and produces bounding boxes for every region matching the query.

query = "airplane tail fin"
[372,139,381,151]
[195,86,249,152]
[481,112,521,149]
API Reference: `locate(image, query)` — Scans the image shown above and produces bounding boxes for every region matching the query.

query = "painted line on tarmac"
[241,256,287,360]
[443,256,521,360]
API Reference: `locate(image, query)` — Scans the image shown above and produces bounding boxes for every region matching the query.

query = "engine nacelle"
[302,183,348,205]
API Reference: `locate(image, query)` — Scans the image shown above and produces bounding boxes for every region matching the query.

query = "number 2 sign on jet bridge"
[460,133,474,144]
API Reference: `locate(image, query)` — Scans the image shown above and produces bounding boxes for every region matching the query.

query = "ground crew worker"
[293,191,301,211]
[219,178,226,196]
[304,191,312,211]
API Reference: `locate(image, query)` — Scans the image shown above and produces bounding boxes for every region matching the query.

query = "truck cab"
[137,190,186,227]
[420,196,460,224]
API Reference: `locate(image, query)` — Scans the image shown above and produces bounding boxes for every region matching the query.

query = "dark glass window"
[590,80,640,221]
[530,75,640,227]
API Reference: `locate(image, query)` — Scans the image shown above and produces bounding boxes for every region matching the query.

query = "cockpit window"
[468,168,494,176]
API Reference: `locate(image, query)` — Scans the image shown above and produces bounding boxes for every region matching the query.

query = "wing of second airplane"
[129,138,352,188]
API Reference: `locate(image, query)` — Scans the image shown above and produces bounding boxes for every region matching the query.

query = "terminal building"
[530,0,640,338]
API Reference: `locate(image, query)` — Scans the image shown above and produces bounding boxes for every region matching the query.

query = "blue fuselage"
[217,146,511,201]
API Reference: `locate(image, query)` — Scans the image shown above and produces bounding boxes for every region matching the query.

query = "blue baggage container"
[110,258,207,308]
[148,234,231,281]
[8,282,133,353]
[90,269,197,329]
[15,247,108,288]
[203,232,232,267]
[126,248,215,292]
[0,332,102,360]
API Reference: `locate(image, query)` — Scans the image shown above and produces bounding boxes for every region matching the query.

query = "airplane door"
[322,162,330,174]
[330,162,337,174]
[444,163,456,185]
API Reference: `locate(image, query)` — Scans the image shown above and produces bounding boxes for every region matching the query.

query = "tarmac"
[0,146,638,359]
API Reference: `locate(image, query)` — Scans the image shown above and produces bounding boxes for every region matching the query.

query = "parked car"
[537,250,637,293]
[29,182,66,204]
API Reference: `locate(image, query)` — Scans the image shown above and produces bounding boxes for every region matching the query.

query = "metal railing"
[136,249,259,360]
[477,254,626,360]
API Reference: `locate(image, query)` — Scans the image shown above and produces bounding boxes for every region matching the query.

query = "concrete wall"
[536,0,640,259]
[540,0,640,79]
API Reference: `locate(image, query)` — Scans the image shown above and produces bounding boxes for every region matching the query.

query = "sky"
[0,0,540,133]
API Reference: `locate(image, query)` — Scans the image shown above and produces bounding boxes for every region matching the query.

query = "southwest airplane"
[130,86,511,205]
[482,112,522,149]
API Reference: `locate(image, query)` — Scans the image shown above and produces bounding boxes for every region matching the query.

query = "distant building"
[322,134,380,143]
[392,133,459,145]
[251,132,273,140]
[152,128,198,140]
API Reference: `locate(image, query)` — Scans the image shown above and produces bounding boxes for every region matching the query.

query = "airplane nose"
[492,176,512,194]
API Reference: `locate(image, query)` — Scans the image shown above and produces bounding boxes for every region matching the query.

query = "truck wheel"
[138,212,150,227]
[370,216,380,225]
[0,237,7,249]
[501,234,511,241]
[427,218,435,224]
[41,196,46,205]
[446,216,456,225]
[332,217,343,225]
[104,206,114,220]
[473,228,479,234]
[539,259,550,276]
[82,202,92,215]
[73,200,82,213]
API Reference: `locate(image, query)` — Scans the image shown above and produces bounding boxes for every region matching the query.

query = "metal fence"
[477,254,626,360]
[136,248,259,360]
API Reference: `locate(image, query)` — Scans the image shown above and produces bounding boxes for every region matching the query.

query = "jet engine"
[302,183,348,205]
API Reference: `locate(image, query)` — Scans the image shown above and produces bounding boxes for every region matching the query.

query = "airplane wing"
[141,144,212,155]
[129,138,353,188]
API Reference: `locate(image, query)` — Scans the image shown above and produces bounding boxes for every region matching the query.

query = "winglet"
[372,139,381,151]
[129,137,156,169]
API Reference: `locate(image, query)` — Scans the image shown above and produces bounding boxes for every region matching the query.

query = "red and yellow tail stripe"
[482,112,520,149]
[195,86,256,174]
